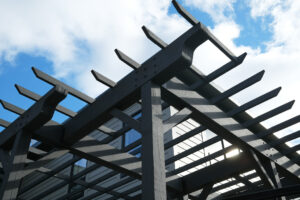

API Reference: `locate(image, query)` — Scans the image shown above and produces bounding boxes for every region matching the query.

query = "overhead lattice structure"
[0,1,300,200]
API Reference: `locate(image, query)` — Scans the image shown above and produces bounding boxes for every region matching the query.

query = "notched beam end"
[142,26,168,49]
[0,99,24,115]
[15,84,39,101]
[114,49,140,70]
[237,52,247,64]
[172,0,199,26]
[32,66,45,82]
[91,70,116,88]
[0,118,10,128]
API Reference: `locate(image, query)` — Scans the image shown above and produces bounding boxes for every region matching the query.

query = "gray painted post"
[0,130,31,200]
[141,81,167,200]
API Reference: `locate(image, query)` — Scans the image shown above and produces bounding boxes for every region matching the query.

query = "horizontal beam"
[168,153,254,195]
[167,145,237,177]
[63,23,209,145]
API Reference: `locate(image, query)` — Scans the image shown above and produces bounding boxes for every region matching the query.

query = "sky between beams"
[0,0,299,144]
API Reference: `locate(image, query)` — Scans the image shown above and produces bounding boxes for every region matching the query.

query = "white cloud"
[184,0,236,22]
[188,0,300,135]
[0,0,189,96]
[248,0,282,18]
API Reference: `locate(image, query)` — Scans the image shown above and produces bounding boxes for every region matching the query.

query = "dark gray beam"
[171,0,199,26]
[210,71,265,104]
[91,70,116,88]
[163,108,192,133]
[32,67,94,103]
[165,136,220,165]
[31,167,133,200]
[213,180,264,200]
[15,84,77,118]
[226,87,281,117]
[122,108,195,153]
[0,86,67,148]
[79,176,136,200]
[162,78,300,179]
[141,25,246,92]
[167,153,254,195]
[234,175,257,190]
[211,180,263,200]
[281,144,300,156]
[164,126,207,150]
[0,100,24,116]
[167,145,236,177]
[222,184,300,200]
[242,100,295,128]
[19,152,79,194]
[0,118,10,128]
[55,170,118,200]
[16,84,118,137]
[63,23,209,145]
[115,49,140,70]
[110,108,141,133]
[0,87,66,199]
[269,130,300,147]
[131,154,256,200]
[190,53,247,91]
[0,99,143,195]
[257,115,300,138]
[142,26,167,49]
[141,81,166,199]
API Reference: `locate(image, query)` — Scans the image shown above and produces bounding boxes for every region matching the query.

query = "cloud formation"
[0,0,189,96]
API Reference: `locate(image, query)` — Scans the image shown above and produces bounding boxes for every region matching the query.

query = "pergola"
[0,1,300,200]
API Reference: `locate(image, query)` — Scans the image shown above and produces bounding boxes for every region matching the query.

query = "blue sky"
[0,0,299,145]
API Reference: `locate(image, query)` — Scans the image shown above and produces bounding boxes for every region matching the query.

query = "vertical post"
[141,81,166,200]
[0,130,31,200]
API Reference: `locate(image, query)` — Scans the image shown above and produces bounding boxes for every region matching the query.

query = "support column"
[0,130,31,200]
[141,81,166,200]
